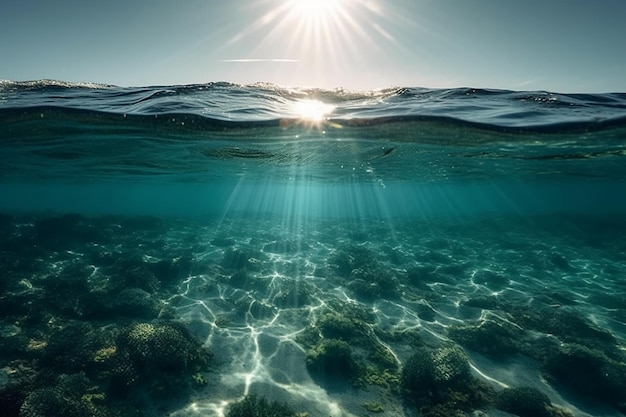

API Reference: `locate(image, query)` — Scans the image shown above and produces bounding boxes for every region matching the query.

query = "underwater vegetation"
[225,394,297,417]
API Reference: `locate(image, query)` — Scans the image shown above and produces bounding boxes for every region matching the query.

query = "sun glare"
[224,0,407,87]
[289,0,342,20]
[294,99,335,121]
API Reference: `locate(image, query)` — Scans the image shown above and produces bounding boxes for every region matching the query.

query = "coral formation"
[306,338,361,380]
[544,343,626,413]
[19,373,110,417]
[115,321,211,384]
[272,279,312,309]
[496,386,552,417]
[400,344,492,416]
[448,317,522,358]
[226,394,295,417]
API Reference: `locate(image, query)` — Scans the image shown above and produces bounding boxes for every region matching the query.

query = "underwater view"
[1,80,626,417]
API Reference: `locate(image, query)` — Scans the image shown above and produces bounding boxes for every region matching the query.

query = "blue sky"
[1,0,624,92]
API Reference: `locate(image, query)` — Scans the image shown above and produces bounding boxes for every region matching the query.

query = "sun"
[288,0,342,21]
[222,0,405,88]
[293,99,335,121]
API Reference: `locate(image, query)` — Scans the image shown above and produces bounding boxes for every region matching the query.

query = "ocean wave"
[1,79,625,127]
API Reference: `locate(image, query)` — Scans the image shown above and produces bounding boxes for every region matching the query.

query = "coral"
[19,373,111,417]
[0,383,28,417]
[118,322,208,375]
[363,401,384,413]
[430,345,471,385]
[93,346,117,363]
[544,343,626,413]
[105,255,161,294]
[42,322,112,374]
[316,312,362,341]
[448,318,521,358]
[192,372,208,387]
[108,321,211,398]
[273,280,312,309]
[152,255,193,287]
[328,244,378,277]
[306,339,360,380]
[401,344,488,414]
[347,266,399,300]
[496,387,552,417]
[299,304,402,389]
[111,288,161,319]
[368,344,399,371]
[507,305,616,353]
[39,260,94,318]
[361,367,400,389]
[226,394,295,417]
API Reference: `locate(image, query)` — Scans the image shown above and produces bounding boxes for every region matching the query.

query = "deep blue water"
[1,80,626,417]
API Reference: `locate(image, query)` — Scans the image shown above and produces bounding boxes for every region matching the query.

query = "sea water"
[1,80,626,417]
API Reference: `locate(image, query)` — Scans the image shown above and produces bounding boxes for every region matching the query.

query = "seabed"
[1,212,625,417]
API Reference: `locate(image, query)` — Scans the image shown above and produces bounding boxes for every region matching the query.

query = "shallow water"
[1,81,626,417]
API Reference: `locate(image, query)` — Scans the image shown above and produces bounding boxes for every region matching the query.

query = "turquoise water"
[1,80,626,417]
